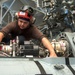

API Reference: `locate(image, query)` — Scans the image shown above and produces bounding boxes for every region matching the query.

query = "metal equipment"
[51,32,75,57]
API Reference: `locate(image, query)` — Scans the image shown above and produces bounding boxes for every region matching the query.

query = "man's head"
[17,11,32,29]
[18,19,30,29]
[16,5,35,29]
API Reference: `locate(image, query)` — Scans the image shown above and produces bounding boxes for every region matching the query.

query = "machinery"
[0,36,46,58]
[0,34,75,75]
[0,32,75,58]
[0,0,75,75]
[51,32,75,57]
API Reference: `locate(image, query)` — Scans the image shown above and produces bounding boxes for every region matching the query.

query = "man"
[0,6,57,57]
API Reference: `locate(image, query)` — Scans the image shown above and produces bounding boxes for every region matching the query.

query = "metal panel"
[0,57,74,75]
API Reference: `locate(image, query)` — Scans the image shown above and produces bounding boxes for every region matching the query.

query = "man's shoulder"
[6,20,18,28]
[30,25,37,29]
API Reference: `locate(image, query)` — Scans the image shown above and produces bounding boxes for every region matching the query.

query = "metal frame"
[0,0,15,26]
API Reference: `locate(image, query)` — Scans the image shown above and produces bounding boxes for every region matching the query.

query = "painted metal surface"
[0,57,74,75]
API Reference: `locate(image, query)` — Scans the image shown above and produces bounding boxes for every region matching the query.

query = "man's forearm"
[41,37,57,57]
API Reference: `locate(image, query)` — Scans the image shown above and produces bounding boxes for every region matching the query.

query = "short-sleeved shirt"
[0,21,45,41]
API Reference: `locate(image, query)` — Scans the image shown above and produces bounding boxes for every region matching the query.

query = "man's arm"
[41,37,57,57]
[0,32,4,42]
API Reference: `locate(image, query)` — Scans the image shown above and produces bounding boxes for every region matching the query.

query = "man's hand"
[49,53,57,57]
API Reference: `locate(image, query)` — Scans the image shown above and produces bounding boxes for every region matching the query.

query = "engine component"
[19,41,39,57]
[54,32,75,57]
[42,0,56,8]
[0,44,12,55]
[0,38,47,58]
[51,39,69,56]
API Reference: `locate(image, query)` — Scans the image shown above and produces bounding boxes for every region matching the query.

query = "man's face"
[18,19,30,29]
